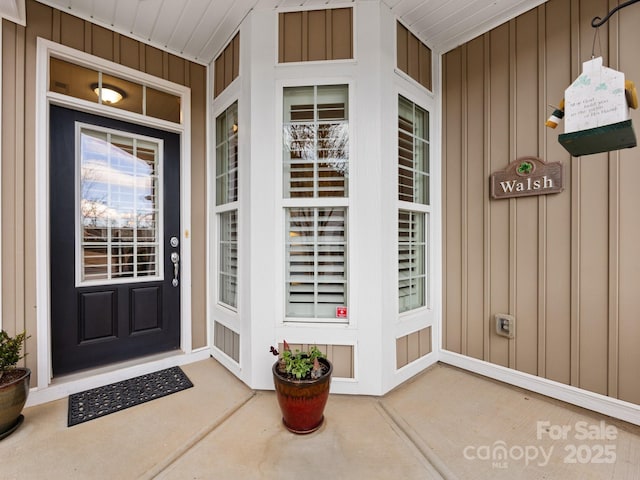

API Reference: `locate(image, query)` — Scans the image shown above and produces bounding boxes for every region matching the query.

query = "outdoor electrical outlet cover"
[495,314,515,339]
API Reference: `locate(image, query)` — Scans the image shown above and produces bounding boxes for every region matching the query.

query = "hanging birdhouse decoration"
[547,56,638,156]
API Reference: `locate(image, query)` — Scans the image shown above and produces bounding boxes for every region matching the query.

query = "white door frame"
[33,38,196,400]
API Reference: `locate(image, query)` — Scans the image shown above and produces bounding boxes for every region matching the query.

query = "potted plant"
[270,341,333,434]
[0,330,30,440]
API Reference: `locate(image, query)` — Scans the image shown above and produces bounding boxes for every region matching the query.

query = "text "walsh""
[500,176,554,193]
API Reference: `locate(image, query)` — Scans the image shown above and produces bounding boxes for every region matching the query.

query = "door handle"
[170,252,179,287]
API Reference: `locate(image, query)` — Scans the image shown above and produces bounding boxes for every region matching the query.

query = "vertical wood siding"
[397,22,432,91]
[279,343,355,379]
[443,0,640,404]
[214,321,240,362]
[396,326,432,369]
[278,8,353,63]
[214,33,239,98]
[1,0,208,384]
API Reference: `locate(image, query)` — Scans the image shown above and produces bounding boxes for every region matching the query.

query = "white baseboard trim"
[439,350,640,426]
[25,349,211,407]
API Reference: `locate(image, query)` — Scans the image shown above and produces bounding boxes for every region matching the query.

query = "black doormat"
[67,366,193,427]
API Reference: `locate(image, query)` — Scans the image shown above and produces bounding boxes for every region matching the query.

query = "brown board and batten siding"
[396,326,432,369]
[1,0,208,384]
[214,33,239,98]
[443,0,640,405]
[397,22,432,91]
[279,343,355,379]
[278,8,353,63]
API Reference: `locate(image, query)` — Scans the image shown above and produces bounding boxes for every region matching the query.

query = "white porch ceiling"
[33,0,548,64]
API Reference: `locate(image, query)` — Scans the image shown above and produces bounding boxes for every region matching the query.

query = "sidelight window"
[216,101,239,309]
[398,96,429,313]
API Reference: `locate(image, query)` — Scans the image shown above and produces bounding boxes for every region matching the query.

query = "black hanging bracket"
[591,0,640,28]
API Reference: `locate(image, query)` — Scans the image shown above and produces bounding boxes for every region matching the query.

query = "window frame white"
[278,79,354,325]
[396,91,433,320]
[218,208,239,311]
[213,99,241,313]
[74,122,165,288]
[215,101,239,206]
[398,209,428,313]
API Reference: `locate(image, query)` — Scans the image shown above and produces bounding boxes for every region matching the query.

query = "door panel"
[50,105,181,376]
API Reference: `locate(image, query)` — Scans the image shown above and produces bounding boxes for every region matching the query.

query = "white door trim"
[35,38,192,392]
[0,20,3,332]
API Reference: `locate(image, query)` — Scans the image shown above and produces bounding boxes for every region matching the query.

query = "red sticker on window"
[336,306,348,318]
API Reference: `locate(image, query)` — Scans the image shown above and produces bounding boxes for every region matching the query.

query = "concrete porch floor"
[1,359,640,479]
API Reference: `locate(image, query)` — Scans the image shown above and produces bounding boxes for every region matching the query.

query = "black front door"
[50,105,181,376]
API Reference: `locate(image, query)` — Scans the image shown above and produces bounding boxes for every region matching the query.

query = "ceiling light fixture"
[91,83,126,104]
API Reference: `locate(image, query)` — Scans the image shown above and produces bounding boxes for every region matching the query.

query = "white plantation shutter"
[398,210,425,313]
[286,207,347,319]
[219,210,238,308]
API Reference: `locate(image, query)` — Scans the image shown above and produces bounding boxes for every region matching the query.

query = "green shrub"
[0,330,27,377]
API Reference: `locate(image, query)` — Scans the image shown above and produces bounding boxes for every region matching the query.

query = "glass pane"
[219,210,238,308]
[49,58,99,104]
[146,87,181,123]
[284,87,314,123]
[286,207,347,320]
[101,74,143,114]
[317,85,349,120]
[283,85,348,198]
[414,104,429,141]
[398,96,429,205]
[79,128,161,283]
[216,102,239,205]
[50,59,182,125]
[82,246,108,281]
[398,210,426,313]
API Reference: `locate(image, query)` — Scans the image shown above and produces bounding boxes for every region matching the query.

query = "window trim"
[74,122,165,288]
[217,209,239,311]
[213,98,241,313]
[396,92,433,318]
[277,78,353,325]
[284,206,349,323]
[215,101,239,206]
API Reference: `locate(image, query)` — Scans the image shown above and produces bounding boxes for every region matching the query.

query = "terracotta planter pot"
[0,368,30,439]
[272,358,332,434]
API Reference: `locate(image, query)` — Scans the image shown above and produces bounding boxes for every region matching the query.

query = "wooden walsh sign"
[491,157,563,200]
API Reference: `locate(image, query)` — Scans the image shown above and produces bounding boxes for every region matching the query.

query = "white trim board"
[25,349,210,407]
[439,350,640,427]
[0,19,3,332]
[0,0,26,26]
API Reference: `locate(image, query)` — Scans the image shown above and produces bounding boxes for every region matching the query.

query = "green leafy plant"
[0,330,27,381]
[270,341,327,380]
